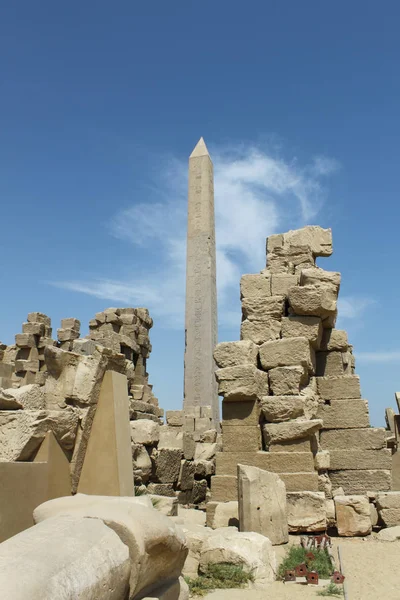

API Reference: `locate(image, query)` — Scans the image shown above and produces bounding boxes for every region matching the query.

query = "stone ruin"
[210,225,392,535]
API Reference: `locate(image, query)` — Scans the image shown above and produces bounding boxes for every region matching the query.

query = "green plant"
[278,545,333,580]
[184,563,254,597]
[317,582,343,596]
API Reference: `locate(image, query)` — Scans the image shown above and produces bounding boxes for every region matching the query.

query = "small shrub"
[278,545,333,580]
[317,582,343,597]
[185,562,254,596]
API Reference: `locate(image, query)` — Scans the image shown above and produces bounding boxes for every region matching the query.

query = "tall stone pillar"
[184,138,219,423]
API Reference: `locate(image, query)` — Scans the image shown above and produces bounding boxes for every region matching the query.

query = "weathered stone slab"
[166,410,184,427]
[222,399,260,426]
[214,341,258,368]
[194,443,217,461]
[216,365,269,401]
[286,492,327,532]
[222,426,261,452]
[211,471,319,501]
[206,501,239,529]
[240,273,271,299]
[216,451,315,475]
[329,449,391,471]
[155,448,182,483]
[316,375,361,399]
[158,425,183,449]
[300,267,341,290]
[242,295,285,321]
[288,285,337,319]
[238,465,288,545]
[240,318,281,345]
[320,428,386,451]
[131,419,160,445]
[262,419,322,444]
[269,437,314,453]
[335,495,372,536]
[281,316,322,349]
[261,395,305,422]
[376,492,400,526]
[316,351,352,377]
[329,470,391,494]
[259,337,315,372]
[268,366,306,396]
[270,274,298,296]
[0,515,130,599]
[317,399,369,429]
[211,475,238,501]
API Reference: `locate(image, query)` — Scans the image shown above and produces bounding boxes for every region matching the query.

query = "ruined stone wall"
[211,226,391,512]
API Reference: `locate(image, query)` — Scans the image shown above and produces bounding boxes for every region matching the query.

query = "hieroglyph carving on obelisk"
[184,138,219,423]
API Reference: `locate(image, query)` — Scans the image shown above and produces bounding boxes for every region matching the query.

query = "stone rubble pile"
[210,225,392,533]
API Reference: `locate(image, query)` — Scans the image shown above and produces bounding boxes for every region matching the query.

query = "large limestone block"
[166,411,184,427]
[270,274,299,296]
[269,436,314,452]
[320,428,386,450]
[284,226,333,257]
[214,341,258,369]
[0,384,45,410]
[155,448,182,483]
[238,465,288,545]
[316,351,352,377]
[376,492,400,527]
[216,450,315,476]
[316,375,361,399]
[281,316,322,349]
[335,495,372,536]
[240,273,271,299]
[268,366,306,396]
[211,472,319,501]
[300,267,341,291]
[329,470,391,494]
[222,425,261,452]
[194,442,217,461]
[222,399,260,426]
[0,409,78,461]
[261,395,305,422]
[179,522,211,578]
[240,318,281,345]
[317,399,369,429]
[329,449,391,471]
[215,365,269,401]
[0,515,130,600]
[288,285,337,319]
[259,337,315,372]
[320,328,349,351]
[132,444,152,482]
[206,501,239,529]
[286,491,327,532]
[377,526,400,542]
[242,295,285,321]
[262,419,322,445]
[211,475,238,501]
[200,529,277,587]
[78,371,134,496]
[158,426,183,449]
[131,419,160,445]
[34,495,188,600]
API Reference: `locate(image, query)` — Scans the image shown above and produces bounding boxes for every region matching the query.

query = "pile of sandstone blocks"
[210,225,393,535]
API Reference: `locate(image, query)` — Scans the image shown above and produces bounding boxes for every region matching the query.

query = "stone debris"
[335,495,372,536]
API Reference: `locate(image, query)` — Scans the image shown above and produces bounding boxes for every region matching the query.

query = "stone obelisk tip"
[190,137,210,158]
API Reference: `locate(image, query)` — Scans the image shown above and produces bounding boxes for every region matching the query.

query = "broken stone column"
[238,464,288,545]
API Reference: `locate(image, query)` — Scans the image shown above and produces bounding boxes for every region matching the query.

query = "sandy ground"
[202,535,400,599]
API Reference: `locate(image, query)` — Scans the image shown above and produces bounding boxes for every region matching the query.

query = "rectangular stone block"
[329,449,391,470]
[280,472,319,492]
[316,375,361,399]
[15,334,36,348]
[320,329,348,351]
[317,399,369,429]
[216,451,314,476]
[222,426,261,452]
[216,365,269,401]
[259,337,315,373]
[214,341,258,369]
[320,428,386,450]
[211,471,319,500]
[22,322,45,336]
[281,316,322,349]
[211,475,238,501]
[269,437,314,453]
[240,273,271,299]
[316,351,351,377]
[270,274,298,296]
[329,470,391,494]
[166,410,183,427]
[240,319,281,345]
[222,399,260,427]
[241,295,285,321]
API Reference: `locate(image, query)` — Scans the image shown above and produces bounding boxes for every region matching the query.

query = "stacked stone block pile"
[211,226,391,528]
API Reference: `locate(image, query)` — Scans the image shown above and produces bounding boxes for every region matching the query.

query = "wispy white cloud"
[357,352,400,363]
[56,142,339,328]
[337,296,376,320]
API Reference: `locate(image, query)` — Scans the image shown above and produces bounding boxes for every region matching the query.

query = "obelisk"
[184,138,219,423]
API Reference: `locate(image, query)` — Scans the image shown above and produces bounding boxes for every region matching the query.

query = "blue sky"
[1,1,400,425]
